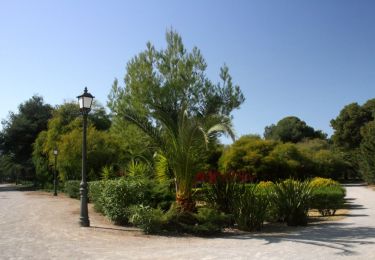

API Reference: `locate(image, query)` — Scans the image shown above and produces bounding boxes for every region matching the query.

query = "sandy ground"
[0,183,374,260]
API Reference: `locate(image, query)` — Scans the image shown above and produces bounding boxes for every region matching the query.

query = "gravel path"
[0,183,374,260]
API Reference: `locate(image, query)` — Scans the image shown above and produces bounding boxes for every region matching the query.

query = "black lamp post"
[77,87,94,227]
[53,148,58,196]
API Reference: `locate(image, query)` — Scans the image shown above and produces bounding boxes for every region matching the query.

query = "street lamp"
[53,148,58,196]
[77,87,94,227]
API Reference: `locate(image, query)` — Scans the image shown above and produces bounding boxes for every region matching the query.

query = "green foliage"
[32,131,51,187]
[296,139,350,180]
[220,136,313,181]
[266,143,307,179]
[219,135,277,177]
[311,150,348,179]
[309,177,341,189]
[161,204,229,235]
[101,177,150,224]
[202,175,240,214]
[88,180,106,213]
[331,102,373,150]
[126,160,151,177]
[100,165,117,180]
[190,207,230,235]
[108,30,244,120]
[0,154,22,183]
[57,127,120,181]
[31,102,116,184]
[264,116,326,143]
[1,95,52,181]
[64,180,80,199]
[330,99,375,179]
[147,181,175,211]
[128,205,165,234]
[272,179,313,226]
[359,121,375,183]
[232,185,269,231]
[310,186,346,216]
[108,30,244,212]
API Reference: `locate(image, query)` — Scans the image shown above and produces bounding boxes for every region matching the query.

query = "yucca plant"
[272,179,313,226]
[232,184,269,231]
[203,174,239,214]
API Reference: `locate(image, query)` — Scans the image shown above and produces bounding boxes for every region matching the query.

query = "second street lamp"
[53,148,58,196]
[77,87,94,227]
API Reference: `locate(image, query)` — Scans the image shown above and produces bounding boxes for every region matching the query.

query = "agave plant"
[123,105,235,212]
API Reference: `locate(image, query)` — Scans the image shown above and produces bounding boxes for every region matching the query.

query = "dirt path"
[0,184,374,259]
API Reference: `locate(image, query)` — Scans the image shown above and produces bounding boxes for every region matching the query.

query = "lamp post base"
[79,218,90,227]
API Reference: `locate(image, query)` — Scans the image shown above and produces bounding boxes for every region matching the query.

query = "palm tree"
[123,104,235,212]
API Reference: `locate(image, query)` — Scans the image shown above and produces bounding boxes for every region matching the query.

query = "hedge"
[64,180,80,199]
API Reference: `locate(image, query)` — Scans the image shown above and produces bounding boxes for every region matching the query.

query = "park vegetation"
[0,30,373,235]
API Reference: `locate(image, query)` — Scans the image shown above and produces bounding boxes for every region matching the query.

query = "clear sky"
[1,0,374,140]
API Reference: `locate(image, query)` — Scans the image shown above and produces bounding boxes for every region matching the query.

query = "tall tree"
[109,30,244,211]
[264,116,326,143]
[1,95,52,181]
[330,103,372,149]
[359,121,375,183]
[32,101,113,185]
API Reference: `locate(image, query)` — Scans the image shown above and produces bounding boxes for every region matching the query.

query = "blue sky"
[1,0,374,140]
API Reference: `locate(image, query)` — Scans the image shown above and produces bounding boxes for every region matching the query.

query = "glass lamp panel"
[79,97,84,109]
[83,96,93,109]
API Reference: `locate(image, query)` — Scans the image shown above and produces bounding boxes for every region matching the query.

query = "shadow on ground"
[222,196,373,256]
[224,223,375,256]
[0,184,35,192]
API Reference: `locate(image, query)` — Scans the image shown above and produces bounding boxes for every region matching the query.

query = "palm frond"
[123,109,165,149]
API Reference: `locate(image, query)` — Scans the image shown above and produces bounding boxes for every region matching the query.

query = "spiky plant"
[123,105,235,212]
[272,179,313,226]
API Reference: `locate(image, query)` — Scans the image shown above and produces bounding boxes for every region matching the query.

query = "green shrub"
[202,175,240,214]
[272,179,313,226]
[64,180,80,199]
[101,165,117,180]
[128,205,165,234]
[191,207,230,235]
[309,177,340,189]
[101,177,150,224]
[233,185,269,231]
[310,186,346,216]
[161,204,229,235]
[88,180,106,213]
[128,205,229,235]
[147,181,175,211]
[256,181,279,222]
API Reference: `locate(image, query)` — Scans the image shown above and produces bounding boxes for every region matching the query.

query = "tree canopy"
[1,95,52,180]
[108,30,245,119]
[359,121,375,183]
[264,116,326,143]
[330,102,373,149]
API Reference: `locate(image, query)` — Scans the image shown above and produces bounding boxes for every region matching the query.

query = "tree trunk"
[176,195,196,212]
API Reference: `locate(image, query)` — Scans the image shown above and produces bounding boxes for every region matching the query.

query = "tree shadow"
[220,223,375,256]
[0,184,35,192]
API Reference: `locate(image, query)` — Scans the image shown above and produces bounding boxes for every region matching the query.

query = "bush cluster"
[64,176,346,235]
[100,177,151,224]
[88,180,106,213]
[309,177,346,216]
[64,180,80,199]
